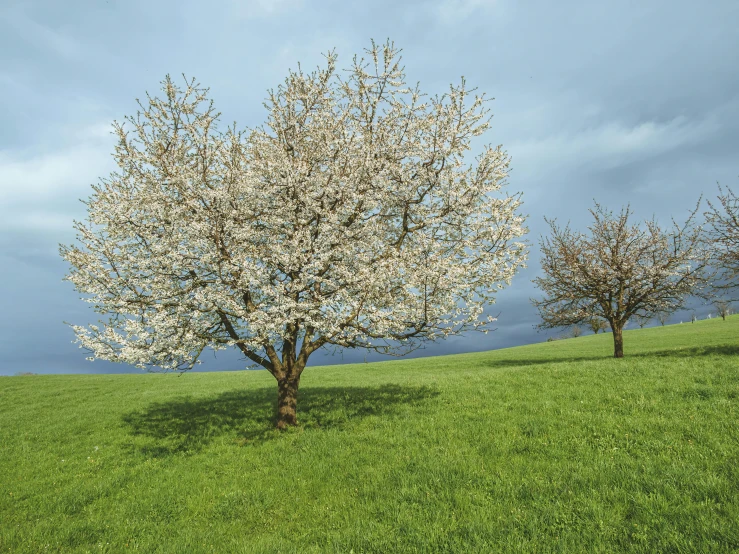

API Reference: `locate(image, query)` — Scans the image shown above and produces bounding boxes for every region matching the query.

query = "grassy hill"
[1,317,738,553]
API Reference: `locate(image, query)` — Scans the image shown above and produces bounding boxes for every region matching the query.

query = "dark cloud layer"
[1,0,737,375]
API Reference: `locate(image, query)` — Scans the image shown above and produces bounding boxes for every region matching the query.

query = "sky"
[1,0,737,375]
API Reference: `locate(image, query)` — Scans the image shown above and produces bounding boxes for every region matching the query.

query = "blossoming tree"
[705,183,739,297]
[531,202,707,358]
[59,41,528,428]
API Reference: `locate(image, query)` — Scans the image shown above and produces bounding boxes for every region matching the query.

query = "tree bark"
[276,374,301,430]
[612,324,624,358]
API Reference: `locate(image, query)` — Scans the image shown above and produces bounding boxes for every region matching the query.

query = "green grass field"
[2,317,738,553]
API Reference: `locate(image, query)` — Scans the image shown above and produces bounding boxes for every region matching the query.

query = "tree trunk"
[612,324,624,358]
[276,375,301,430]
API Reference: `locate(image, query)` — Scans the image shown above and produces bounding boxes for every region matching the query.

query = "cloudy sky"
[1,0,737,375]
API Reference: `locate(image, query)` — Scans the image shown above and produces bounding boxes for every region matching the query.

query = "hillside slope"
[1,317,738,553]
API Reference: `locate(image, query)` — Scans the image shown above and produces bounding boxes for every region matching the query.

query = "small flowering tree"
[713,299,732,321]
[59,41,528,429]
[531,202,707,358]
[587,317,608,334]
[634,314,651,329]
[705,183,739,296]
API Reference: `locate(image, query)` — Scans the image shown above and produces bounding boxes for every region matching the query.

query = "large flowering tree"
[531,202,707,358]
[59,41,528,428]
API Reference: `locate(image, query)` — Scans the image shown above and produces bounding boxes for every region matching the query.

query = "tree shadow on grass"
[480,344,739,370]
[122,383,439,456]
[642,344,739,358]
